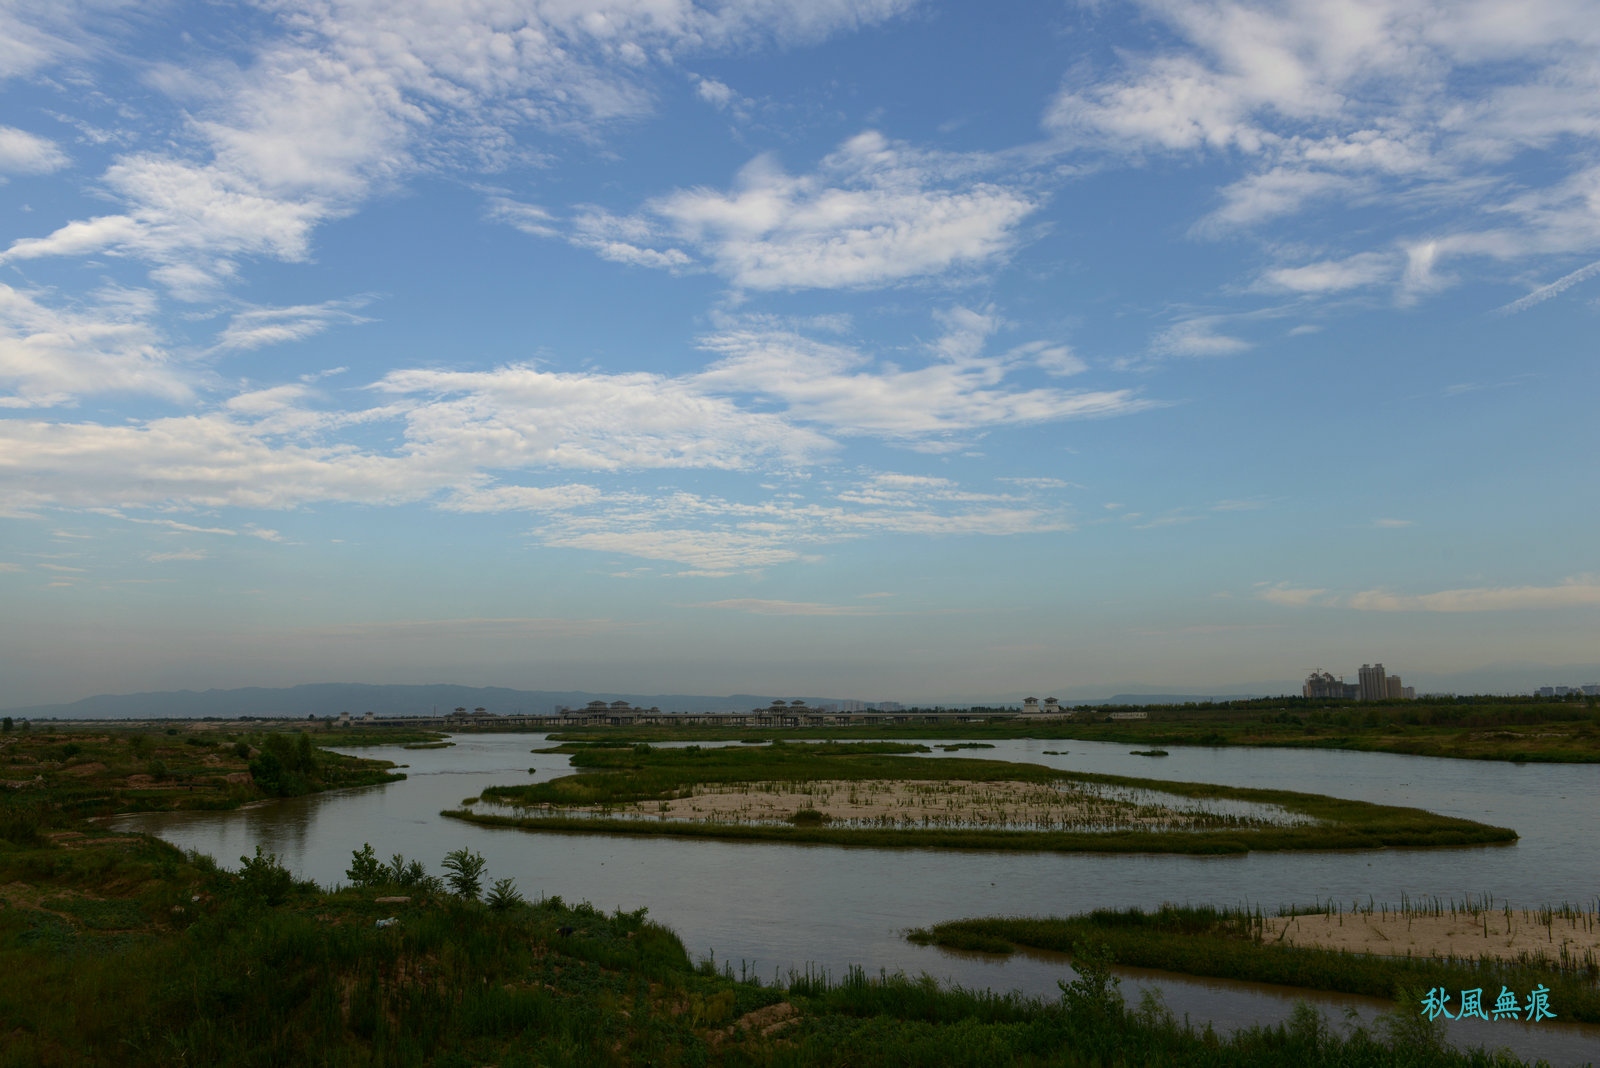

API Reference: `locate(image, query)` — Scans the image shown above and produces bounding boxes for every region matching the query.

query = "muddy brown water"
[111,734,1600,1065]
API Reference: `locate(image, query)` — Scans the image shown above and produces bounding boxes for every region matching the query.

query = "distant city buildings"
[1536,684,1600,697]
[1302,670,1358,700]
[1304,664,1413,701]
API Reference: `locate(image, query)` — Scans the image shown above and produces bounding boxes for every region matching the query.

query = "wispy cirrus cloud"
[1257,576,1600,612]
[212,299,373,353]
[1255,583,1328,607]
[1347,578,1600,613]
[694,598,882,616]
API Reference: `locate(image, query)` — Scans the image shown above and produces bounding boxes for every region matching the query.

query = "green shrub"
[237,846,294,906]
[486,878,524,911]
[442,848,487,900]
[345,843,384,887]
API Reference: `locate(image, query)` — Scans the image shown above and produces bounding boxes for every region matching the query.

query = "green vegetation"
[0,732,1565,1067]
[0,829,1557,1066]
[316,729,447,747]
[908,905,1600,1025]
[448,741,1517,855]
[0,729,404,831]
[549,697,1600,763]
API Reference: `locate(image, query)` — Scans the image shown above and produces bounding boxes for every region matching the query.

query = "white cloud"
[1256,583,1328,607]
[695,598,878,616]
[1006,340,1087,377]
[485,197,559,238]
[146,549,209,562]
[1195,168,1367,235]
[1348,578,1600,613]
[0,126,68,173]
[692,74,738,110]
[4,0,916,297]
[376,364,832,472]
[1256,252,1394,293]
[442,484,604,513]
[574,132,1040,290]
[1045,0,1600,299]
[212,299,372,352]
[0,283,189,407]
[1150,318,1251,358]
[1496,257,1600,315]
[695,312,1149,439]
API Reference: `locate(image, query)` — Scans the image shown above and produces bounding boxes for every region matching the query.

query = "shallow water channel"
[111,734,1600,1065]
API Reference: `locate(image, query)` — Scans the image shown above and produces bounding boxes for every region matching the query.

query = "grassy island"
[444,741,1518,855]
[909,902,1600,1025]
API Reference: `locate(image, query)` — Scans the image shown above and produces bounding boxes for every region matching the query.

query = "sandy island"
[533,778,1286,832]
[1263,909,1600,964]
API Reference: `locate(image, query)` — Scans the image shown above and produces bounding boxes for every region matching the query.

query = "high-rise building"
[1358,663,1387,702]
[1386,675,1404,700]
[1303,670,1342,699]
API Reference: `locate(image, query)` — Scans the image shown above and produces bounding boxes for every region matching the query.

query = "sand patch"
[1263,909,1600,964]
[539,779,1288,832]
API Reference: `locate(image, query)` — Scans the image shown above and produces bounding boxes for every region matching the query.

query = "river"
[110,733,1600,1065]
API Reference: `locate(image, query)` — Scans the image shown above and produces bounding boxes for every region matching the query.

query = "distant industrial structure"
[1303,664,1414,700]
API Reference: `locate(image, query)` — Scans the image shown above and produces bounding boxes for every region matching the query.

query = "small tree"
[2,716,12,732]
[385,853,440,893]
[1059,942,1123,1029]
[486,878,524,911]
[238,846,294,906]
[346,843,384,887]
[441,848,487,900]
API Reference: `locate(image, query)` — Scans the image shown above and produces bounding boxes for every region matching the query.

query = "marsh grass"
[908,902,1600,1024]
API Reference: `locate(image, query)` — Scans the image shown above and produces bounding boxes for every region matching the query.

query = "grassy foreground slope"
[449,741,1518,855]
[0,830,1554,1067]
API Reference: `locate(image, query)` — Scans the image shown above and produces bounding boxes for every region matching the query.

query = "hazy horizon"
[3,2,1596,708]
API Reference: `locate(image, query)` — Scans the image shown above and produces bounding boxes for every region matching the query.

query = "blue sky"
[2,0,1597,707]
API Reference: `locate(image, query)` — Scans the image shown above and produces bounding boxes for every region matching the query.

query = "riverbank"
[547,704,1600,763]
[447,741,1518,854]
[909,905,1600,1025]
[0,829,1552,1066]
[0,727,403,820]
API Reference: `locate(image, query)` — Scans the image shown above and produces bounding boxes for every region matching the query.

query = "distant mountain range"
[3,684,829,720]
[11,665,1592,720]
[6,682,1288,720]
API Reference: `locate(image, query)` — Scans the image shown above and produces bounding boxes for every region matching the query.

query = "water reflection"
[110,733,1600,1066]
